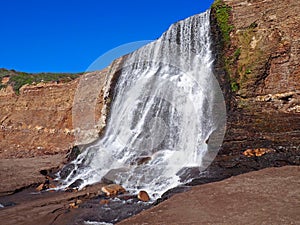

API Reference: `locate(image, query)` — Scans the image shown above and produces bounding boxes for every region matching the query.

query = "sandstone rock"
[69,202,78,209]
[36,178,54,191]
[1,77,9,84]
[101,184,126,197]
[76,199,82,205]
[0,60,123,159]
[137,190,150,202]
[36,184,45,192]
[243,148,275,157]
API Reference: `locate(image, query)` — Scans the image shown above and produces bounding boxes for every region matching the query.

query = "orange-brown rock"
[243,148,275,157]
[137,190,150,202]
[101,184,126,197]
[35,184,45,192]
[1,77,9,85]
[69,202,78,209]
[76,199,82,205]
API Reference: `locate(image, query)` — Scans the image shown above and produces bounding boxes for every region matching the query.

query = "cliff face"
[0,81,76,158]
[0,59,123,159]
[212,0,300,111]
[211,0,300,155]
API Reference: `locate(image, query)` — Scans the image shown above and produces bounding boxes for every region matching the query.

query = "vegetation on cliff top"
[0,68,82,94]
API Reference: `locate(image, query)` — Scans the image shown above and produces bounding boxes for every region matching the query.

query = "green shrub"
[231,81,239,92]
[245,68,252,74]
[212,0,233,45]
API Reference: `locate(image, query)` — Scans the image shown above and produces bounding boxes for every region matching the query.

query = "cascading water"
[58,10,226,199]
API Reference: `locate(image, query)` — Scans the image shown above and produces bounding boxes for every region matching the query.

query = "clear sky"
[0,0,214,73]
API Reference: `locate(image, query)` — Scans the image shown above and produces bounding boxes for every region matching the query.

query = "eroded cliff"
[0,59,123,159]
[210,0,300,158]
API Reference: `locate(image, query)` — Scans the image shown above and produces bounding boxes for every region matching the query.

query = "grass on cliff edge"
[0,68,82,94]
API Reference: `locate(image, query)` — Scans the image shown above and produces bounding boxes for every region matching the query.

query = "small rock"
[136,156,152,165]
[69,202,78,209]
[36,184,44,191]
[137,190,150,202]
[1,77,9,85]
[69,179,84,189]
[76,199,82,205]
[131,156,152,166]
[243,149,255,157]
[243,148,275,157]
[101,184,126,197]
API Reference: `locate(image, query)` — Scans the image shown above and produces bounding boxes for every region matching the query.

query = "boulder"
[137,190,150,202]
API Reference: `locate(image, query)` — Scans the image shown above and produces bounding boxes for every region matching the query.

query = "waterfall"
[58,10,226,199]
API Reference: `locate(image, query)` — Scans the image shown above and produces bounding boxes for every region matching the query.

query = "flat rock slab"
[0,154,65,195]
[0,183,105,225]
[118,166,300,225]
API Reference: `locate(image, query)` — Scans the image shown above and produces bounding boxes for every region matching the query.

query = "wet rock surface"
[0,154,65,196]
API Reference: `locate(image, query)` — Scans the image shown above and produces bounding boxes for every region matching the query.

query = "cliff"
[0,59,123,159]
[211,0,300,110]
[210,0,300,157]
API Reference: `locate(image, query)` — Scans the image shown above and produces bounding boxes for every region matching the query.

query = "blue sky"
[0,0,214,73]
